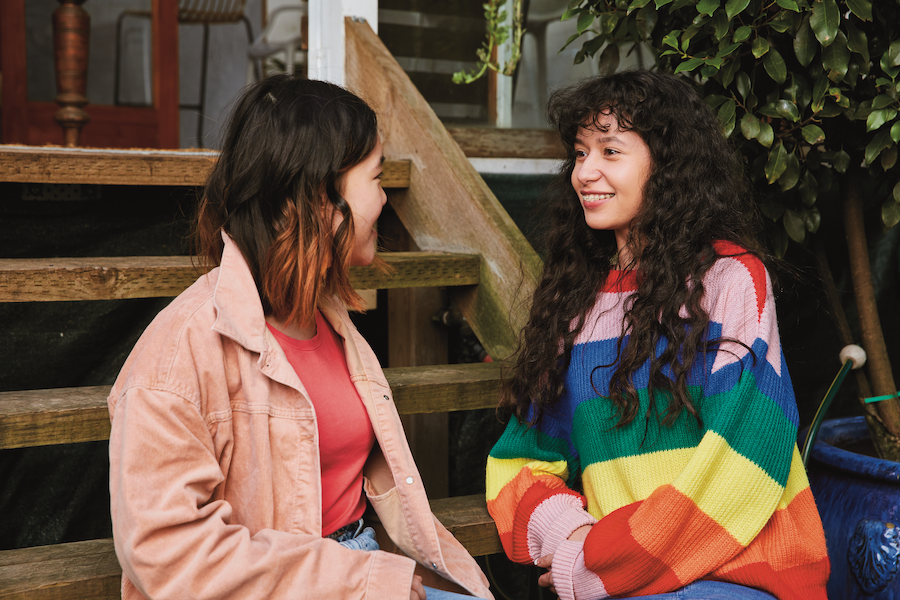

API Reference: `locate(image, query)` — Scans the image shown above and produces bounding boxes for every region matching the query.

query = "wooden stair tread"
[0,252,480,302]
[0,145,411,188]
[0,362,501,450]
[0,495,500,599]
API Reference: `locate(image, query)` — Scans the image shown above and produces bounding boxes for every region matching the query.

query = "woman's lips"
[581,192,615,208]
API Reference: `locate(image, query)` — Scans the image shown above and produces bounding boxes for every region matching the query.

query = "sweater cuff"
[552,540,608,600]
[527,496,598,560]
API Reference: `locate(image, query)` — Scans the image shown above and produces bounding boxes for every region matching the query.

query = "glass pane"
[26,0,153,106]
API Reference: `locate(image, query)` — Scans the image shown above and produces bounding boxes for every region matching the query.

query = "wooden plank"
[0,539,121,600]
[0,146,412,188]
[0,252,478,302]
[0,363,500,449]
[152,0,180,149]
[447,127,566,159]
[430,494,503,557]
[0,496,499,599]
[345,19,543,361]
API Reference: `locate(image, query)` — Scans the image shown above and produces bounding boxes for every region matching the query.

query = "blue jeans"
[334,519,488,599]
[615,581,777,599]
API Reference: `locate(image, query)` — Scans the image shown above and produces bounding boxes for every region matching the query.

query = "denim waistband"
[324,518,364,543]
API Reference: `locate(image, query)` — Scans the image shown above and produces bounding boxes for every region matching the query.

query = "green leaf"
[894,181,900,203]
[892,121,900,143]
[761,197,785,220]
[783,209,807,243]
[810,0,839,47]
[674,57,704,74]
[725,0,752,20]
[868,108,898,132]
[776,99,801,121]
[881,145,898,170]
[655,0,676,6]
[872,95,895,110]
[793,16,816,67]
[822,31,850,83]
[776,0,800,10]
[764,48,788,84]
[628,0,653,13]
[779,153,801,191]
[883,198,900,228]
[736,71,751,100]
[720,57,741,87]
[880,40,900,73]
[716,43,741,58]
[663,31,681,50]
[803,207,822,233]
[601,12,620,34]
[753,37,770,58]
[734,25,752,43]
[697,0,719,16]
[635,6,658,37]
[562,4,584,20]
[798,171,819,206]
[766,143,789,183]
[718,100,737,137]
[845,21,869,64]
[598,43,621,75]
[577,11,595,33]
[583,35,607,56]
[865,129,893,165]
[846,0,873,21]
[741,112,761,139]
[712,11,729,41]
[802,124,826,144]
[832,149,851,173]
[561,32,584,52]
[706,94,729,109]
[758,122,775,147]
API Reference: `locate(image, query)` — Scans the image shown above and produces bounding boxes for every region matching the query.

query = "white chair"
[248,3,308,77]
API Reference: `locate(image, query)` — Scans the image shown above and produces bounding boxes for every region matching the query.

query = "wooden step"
[0,145,412,188]
[0,494,500,600]
[0,362,500,450]
[0,252,480,303]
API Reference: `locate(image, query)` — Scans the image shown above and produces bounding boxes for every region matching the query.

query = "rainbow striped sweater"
[486,243,830,600]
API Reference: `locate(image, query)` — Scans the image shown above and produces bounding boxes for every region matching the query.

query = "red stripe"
[714,240,766,322]
[710,558,830,600]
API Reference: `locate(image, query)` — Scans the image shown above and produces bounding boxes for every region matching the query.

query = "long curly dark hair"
[502,69,765,429]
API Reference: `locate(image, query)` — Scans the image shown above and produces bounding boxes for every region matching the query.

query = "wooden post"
[381,206,450,498]
[52,0,91,147]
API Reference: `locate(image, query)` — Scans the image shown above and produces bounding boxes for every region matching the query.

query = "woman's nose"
[577,157,601,183]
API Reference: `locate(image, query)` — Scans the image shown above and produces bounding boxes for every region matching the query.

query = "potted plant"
[461,0,900,595]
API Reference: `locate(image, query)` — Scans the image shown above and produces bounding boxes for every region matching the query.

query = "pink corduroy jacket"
[108,235,493,600]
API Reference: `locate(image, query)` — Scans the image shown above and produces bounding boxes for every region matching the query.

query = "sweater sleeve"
[579,252,803,597]
[486,410,597,565]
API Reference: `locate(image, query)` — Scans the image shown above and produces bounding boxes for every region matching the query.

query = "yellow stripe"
[485,456,569,501]
[672,432,782,546]
[780,446,811,507]
[582,448,695,519]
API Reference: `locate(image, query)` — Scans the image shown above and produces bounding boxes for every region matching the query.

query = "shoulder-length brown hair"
[195,75,379,329]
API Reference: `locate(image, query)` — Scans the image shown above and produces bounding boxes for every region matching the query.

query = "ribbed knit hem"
[527,496,597,560]
[552,540,608,600]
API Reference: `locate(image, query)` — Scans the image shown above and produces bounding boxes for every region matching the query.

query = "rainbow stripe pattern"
[486,243,830,599]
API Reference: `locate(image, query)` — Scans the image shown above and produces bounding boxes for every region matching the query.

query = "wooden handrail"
[0,252,479,302]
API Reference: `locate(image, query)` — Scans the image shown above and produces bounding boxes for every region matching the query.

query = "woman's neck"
[266,314,317,341]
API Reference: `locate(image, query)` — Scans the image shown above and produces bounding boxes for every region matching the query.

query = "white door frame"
[308,0,378,86]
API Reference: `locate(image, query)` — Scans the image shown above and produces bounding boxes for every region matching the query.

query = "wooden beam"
[0,146,412,188]
[0,495,500,599]
[0,538,120,600]
[0,252,478,302]
[345,19,543,360]
[447,128,566,159]
[0,363,500,450]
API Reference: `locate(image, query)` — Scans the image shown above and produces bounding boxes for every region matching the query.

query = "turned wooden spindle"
[53,0,91,147]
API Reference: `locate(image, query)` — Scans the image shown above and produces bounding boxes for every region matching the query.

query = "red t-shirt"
[267,311,376,536]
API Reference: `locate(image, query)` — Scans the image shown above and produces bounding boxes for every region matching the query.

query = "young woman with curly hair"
[107,75,492,600]
[485,70,830,599]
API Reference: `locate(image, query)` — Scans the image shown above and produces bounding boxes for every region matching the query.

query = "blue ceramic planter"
[806,417,900,599]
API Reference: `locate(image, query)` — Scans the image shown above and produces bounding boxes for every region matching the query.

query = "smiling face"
[571,114,653,260]
[336,138,387,266]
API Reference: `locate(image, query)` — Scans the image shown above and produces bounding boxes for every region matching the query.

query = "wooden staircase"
[0,18,547,599]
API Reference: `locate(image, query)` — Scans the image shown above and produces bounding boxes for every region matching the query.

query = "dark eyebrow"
[575,134,623,145]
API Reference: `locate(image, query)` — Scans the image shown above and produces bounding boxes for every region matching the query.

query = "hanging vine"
[452,0,525,84]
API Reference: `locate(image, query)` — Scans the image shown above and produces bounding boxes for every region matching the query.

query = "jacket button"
[431,562,437,569]
[406,476,414,484]
[383,395,389,401]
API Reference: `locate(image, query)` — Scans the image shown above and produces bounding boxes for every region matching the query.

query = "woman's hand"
[535,525,593,593]
[410,574,426,600]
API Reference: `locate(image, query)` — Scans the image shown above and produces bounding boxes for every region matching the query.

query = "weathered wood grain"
[0,252,479,302]
[0,363,500,449]
[0,539,121,600]
[345,19,543,361]
[0,495,500,599]
[447,127,566,159]
[0,146,411,188]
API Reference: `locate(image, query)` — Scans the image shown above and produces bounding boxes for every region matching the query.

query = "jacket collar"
[211,233,268,354]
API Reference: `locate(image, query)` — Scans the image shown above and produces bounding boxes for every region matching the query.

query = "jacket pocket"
[365,481,418,560]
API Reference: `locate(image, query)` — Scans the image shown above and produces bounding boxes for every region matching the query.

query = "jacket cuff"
[365,550,418,599]
[552,540,608,600]
[527,497,597,560]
